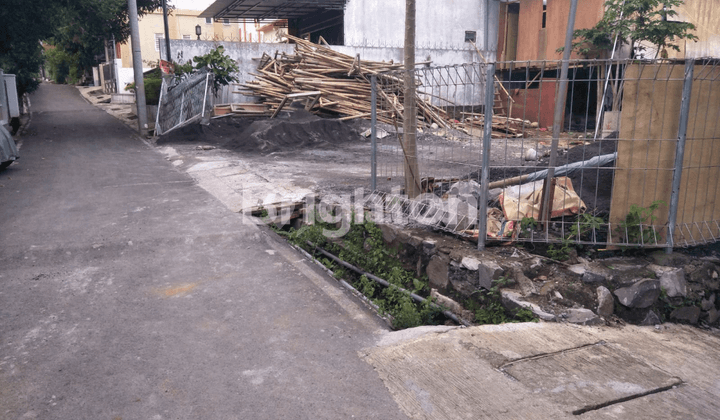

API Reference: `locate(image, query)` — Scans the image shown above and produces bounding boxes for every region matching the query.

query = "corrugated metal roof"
[199,0,347,20]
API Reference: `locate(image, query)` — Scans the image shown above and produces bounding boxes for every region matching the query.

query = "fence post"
[666,60,694,253]
[371,74,377,191]
[478,62,496,251]
[539,0,578,227]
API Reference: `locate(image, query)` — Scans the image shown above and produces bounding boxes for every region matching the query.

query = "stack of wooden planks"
[237,36,530,136]
[236,35,451,128]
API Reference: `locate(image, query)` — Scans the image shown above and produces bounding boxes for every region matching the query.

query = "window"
[223,18,230,25]
[205,17,212,24]
[183,35,191,40]
[542,0,547,29]
[154,33,163,51]
[464,31,476,43]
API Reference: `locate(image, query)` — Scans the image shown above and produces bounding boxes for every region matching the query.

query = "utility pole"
[162,0,171,62]
[403,0,421,198]
[128,0,148,136]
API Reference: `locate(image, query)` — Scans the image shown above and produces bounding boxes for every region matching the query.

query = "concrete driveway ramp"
[501,343,682,415]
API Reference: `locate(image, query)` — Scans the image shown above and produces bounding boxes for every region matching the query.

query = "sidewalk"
[0,83,407,420]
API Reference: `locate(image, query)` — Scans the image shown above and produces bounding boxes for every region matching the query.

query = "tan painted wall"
[515,0,608,62]
[119,9,240,68]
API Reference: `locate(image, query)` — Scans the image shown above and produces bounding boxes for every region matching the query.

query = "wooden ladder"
[493,88,507,117]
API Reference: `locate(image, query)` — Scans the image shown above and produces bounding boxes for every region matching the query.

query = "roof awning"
[199,0,347,20]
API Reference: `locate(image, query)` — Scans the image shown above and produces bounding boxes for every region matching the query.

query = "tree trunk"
[403,0,421,198]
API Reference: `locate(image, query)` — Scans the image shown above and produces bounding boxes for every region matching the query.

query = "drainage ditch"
[251,200,539,330]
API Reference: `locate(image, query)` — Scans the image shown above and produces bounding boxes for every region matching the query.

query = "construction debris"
[237,36,533,137]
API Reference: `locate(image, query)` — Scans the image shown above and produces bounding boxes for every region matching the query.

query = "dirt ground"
[155,109,613,209]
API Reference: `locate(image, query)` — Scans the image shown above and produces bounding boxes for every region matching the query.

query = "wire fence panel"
[156,70,213,136]
[370,58,720,248]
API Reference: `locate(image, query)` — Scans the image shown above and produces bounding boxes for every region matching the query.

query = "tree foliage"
[566,0,698,58]
[188,46,240,95]
[0,0,163,94]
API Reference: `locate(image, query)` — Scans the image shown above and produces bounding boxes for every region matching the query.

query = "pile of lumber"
[456,112,526,138]
[236,35,450,128]
[237,36,527,136]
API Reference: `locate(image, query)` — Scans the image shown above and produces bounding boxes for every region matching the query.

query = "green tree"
[566,0,698,58]
[0,0,60,95]
[0,0,163,94]
[49,0,165,79]
[187,46,239,95]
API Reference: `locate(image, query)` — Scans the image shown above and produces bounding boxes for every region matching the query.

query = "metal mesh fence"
[370,58,720,248]
[156,70,213,136]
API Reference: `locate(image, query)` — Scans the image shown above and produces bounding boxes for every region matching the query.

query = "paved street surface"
[0,84,407,420]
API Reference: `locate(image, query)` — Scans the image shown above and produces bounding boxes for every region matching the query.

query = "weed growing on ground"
[547,213,606,261]
[465,277,538,324]
[286,213,441,329]
[617,200,664,246]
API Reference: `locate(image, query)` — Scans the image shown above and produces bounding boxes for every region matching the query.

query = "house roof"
[199,0,347,20]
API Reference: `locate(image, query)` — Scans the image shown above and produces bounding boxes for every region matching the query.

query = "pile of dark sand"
[222,110,359,154]
[156,110,361,154]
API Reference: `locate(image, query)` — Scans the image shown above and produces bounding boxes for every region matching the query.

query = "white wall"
[166,39,489,106]
[115,59,152,92]
[344,0,499,52]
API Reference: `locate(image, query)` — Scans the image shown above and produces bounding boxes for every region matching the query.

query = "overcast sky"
[169,0,215,11]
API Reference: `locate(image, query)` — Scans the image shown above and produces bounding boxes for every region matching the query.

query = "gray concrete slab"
[362,323,720,419]
[0,84,409,420]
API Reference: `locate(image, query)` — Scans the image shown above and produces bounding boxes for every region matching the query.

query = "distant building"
[114,8,242,90]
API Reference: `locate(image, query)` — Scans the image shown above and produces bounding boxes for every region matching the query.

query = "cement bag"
[500,176,585,221]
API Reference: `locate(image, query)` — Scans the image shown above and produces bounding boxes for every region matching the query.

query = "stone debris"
[639,310,662,326]
[501,291,556,321]
[649,265,687,297]
[670,306,701,325]
[614,279,661,309]
[701,294,715,311]
[565,308,604,326]
[582,271,607,284]
[596,286,614,318]
[372,222,720,329]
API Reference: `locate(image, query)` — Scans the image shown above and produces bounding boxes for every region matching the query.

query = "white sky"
[169,0,215,11]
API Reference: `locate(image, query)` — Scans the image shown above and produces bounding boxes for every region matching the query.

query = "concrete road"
[0,84,408,420]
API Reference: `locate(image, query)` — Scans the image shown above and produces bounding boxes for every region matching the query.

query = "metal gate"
[155,70,213,136]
